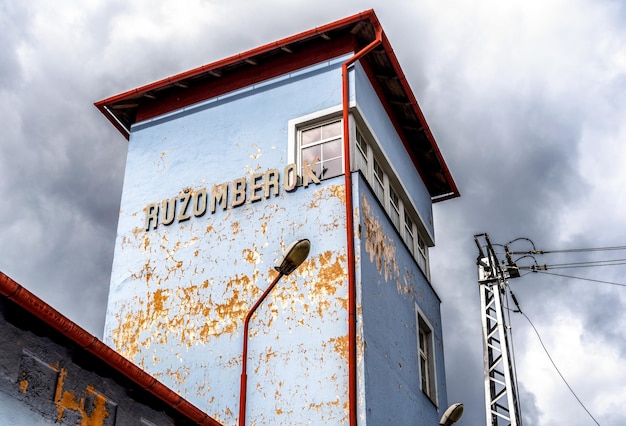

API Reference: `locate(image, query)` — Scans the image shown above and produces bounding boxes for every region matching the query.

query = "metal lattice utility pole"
[474,234,523,426]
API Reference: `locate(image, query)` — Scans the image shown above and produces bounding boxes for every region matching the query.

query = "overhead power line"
[506,288,600,426]
[476,234,623,425]
[507,245,626,255]
[516,304,601,426]
[531,270,626,288]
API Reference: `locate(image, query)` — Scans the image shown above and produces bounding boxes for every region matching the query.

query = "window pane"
[323,139,342,160]
[302,145,321,165]
[374,161,384,182]
[356,132,368,176]
[389,189,400,229]
[420,356,429,392]
[356,131,368,156]
[321,157,342,179]
[373,161,384,200]
[404,212,415,255]
[322,121,342,139]
[302,127,321,146]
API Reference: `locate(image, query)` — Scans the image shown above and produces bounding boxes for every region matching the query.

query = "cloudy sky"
[2,0,625,424]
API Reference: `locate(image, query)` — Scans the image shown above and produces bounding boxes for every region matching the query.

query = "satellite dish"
[439,402,464,425]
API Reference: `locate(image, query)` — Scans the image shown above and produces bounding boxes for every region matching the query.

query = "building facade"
[0,272,220,426]
[97,10,459,425]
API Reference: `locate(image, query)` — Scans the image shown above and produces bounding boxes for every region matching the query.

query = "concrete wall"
[0,298,192,425]
[105,55,353,425]
[355,175,447,425]
[105,52,447,425]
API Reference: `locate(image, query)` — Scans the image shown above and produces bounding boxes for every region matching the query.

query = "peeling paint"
[108,174,351,423]
[361,195,400,282]
[19,377,28,394]
[54,369,110,425]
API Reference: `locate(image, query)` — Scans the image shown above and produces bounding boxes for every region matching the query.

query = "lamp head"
[274,239,311,276]
[439,403,464,425]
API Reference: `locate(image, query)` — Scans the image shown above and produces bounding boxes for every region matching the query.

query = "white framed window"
[299,119,343,180]
[353,121,431,279]
[403,211,415,256]
[388,187,400,230]
[355,129,369,177]
[290,112,432,278]
[372,159,385,201]
[417,234,428,274]
[416,306,437,405]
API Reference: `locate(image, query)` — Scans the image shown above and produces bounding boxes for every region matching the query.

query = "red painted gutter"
[341,10,383,426]
[0,271,222,426]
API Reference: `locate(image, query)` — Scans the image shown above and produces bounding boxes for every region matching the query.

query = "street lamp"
[238,239,311,426]
[439,402,464,425]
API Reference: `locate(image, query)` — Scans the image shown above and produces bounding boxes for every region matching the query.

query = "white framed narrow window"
[416,306,437,405]
[403,211,415,256]
[372,159,385,201]
[355,129,369,177]
[388,187,400,230]
[299,119,343,180]
[417,234,429,276]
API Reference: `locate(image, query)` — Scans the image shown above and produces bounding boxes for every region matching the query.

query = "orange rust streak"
[54,369,111,425]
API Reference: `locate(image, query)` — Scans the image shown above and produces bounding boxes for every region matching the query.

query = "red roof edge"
[94,9,458,200]
[0,271,223,426]
[377,34,460,201]
[94,10,376,114]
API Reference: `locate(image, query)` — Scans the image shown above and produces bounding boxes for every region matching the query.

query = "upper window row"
[296,116,430,279]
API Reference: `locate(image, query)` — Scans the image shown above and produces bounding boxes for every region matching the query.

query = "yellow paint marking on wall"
[54,369,110,425]
[19,378,28,393]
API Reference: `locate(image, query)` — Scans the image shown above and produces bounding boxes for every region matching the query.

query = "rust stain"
[308,184,345,209]
[54,369,109,425]
[232,221,240,235]
[19,377,28,393]
[131,226,143,240]
[242,245,261,265]
[361,195,400,282]
[111,273,262,360]
[326,335,349,358]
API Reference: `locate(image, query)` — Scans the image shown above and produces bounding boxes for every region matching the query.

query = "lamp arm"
[239,271,284,426]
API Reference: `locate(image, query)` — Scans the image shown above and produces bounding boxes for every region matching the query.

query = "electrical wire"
[507,288,600,426]
[517,258,626,270]
[505,245,626,256]
[537,245,626,254]
[519,310,601,426]
[531,270,626,288]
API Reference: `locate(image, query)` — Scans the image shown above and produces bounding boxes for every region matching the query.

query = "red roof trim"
[95,9,458,200]
[135,34,355,123]
[377,34,460,201]
[0,271,222,426]
[94,10,376,115]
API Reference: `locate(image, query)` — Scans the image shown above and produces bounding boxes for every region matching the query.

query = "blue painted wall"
[355,174,447,425]
[105,52,447,425]
[105,56,354,425]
